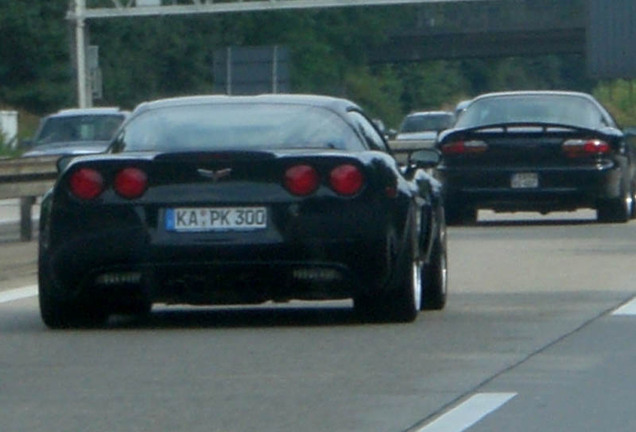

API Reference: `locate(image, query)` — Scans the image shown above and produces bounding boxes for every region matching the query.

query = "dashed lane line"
[0,285,38,304]
[612,296,636,316]
[413,393,517,432]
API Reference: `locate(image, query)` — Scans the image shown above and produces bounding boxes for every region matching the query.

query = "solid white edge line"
[612,296,636,316]
[0,285,38,304]
[415,392,517,432]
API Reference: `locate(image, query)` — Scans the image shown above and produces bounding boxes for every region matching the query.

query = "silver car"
[22,107,129,157]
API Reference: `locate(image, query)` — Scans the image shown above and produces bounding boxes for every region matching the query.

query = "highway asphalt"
[2,209,636,432]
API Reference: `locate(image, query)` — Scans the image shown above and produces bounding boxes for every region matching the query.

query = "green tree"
[0,2,72,113]
[91,15,218,108]
[594,80,636,127]
[0,0,627,130]
[395,61,466,115]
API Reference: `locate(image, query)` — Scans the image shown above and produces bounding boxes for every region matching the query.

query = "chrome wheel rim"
[412,257,422,310]
[440,249,448,297]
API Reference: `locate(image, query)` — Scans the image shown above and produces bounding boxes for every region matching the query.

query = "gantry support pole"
[74,0,89,108]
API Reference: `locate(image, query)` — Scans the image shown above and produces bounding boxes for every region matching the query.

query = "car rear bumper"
[438,163,624,212]
[42,226,401,305]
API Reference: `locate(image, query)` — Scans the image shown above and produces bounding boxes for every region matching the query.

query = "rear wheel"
[421,229,448,311]
[597,183,631,223]
[39,256,108,329]
[39,286,109,329]
[354,220,420,323]
[386,241,421,322]
[446,202,477,226]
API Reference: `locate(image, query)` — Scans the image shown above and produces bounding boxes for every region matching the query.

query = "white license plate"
[165,207,267,232]
[511,173,539,189]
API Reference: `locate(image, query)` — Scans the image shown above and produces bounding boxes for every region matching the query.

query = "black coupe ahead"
[38,94,447,328]
[436,91,636,224]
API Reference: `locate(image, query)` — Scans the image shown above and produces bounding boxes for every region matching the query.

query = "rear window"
[115,104,364,152]
[455,95,606,129]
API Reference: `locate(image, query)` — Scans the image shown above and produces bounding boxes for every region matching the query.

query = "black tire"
[597,177,632,223]
[421,228,448,311]
[385,229,420,322]
[597,196,630,224]
[445,202,477,226]
[38,255,108,329]
[597,201,628,223]
[354,219,420,323]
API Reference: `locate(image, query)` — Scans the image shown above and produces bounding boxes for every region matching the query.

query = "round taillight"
[329,164,364,196]
[69,168,104,200]
[285,164,319,196]
[114,167,148,199]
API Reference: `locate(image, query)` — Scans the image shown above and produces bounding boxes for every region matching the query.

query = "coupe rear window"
[455,95,607,129]
[115,104,364,152]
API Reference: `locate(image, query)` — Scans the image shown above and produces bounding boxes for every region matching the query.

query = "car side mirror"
[410,148,441,168]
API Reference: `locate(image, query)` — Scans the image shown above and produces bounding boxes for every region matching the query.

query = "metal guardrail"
[0,156,58,199]
[0,156,58,241]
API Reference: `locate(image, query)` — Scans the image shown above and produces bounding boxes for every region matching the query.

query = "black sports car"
[38,94,447,328]
[436,91,636,224]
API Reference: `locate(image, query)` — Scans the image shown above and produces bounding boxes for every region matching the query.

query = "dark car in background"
[436,91,636,224]
[38,94,448,328]
[22,107,129,157]
[396,111,455,144]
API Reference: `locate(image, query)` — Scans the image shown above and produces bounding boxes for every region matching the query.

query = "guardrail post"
[20,196,35,242]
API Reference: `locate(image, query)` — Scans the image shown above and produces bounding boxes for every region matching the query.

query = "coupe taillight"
[562,139,610,158]
[69,168,104,200]
[114,168,148,199]
[285,164,319,196]
[441,140,488,155]
[68,166,148,200]
[284,163,365,197]
[329,164,364,196]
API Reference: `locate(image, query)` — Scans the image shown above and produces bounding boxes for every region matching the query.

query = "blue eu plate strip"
[165,208,174,231]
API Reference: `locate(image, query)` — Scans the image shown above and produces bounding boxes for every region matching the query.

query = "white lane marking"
[415,393,517,432]
[0,285,38,304]
[612,296,636,315]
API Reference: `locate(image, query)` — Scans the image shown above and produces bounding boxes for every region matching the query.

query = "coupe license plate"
[166,207,267,232]
[511,173,539,189]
